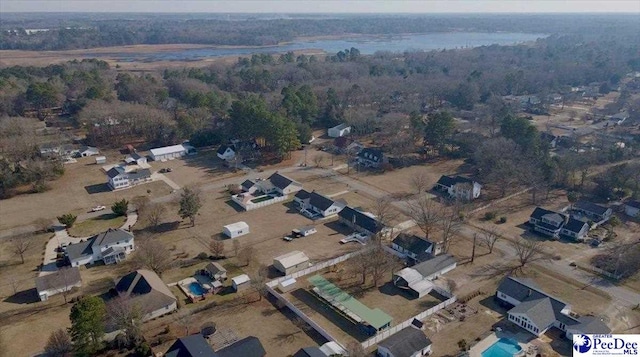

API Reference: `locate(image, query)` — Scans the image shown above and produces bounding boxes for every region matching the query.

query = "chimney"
[527,289,532,297]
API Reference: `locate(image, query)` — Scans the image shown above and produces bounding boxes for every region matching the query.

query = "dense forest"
[1,13,639,50]
[1,16,640,198]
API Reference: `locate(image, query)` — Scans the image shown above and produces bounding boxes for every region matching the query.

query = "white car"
[91,205,106,212]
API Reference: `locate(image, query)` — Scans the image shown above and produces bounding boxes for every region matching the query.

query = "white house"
[292,226,317,237]
[624,200,640,217]
[78,146,100,157]
[261,172,303,195]
[125,152,147,166]
[232,274,251,292]
[217,144,236,160]
[435,175,482,200]
[150,143,195,161]
[377,326,432,357]
[328,123,351,138]
[203,262,227,281]
[35,267,82,301]
[115,269,177,321]
[294,190,346,218]
[356,148,387,168]
[66,228,135,267]
[391,233,441,263]
[529,207,590,241]
[106,166,152,190]
[393,254,457,298]
[273,251,310,275]
[223,221,250,238]
[496,276,610,339]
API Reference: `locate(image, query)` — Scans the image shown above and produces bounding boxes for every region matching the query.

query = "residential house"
[624,200,640,217]
[66,228,135,267]
[293,347,326,357]
[391,233,441,263]
[215,336,266,357]
[540,132,559,149]
[125,152,147,166]
[435,175,482,200]
[165,334,215,357]
[559,218,590,241]
[356,148,387,168]
[217,144,236,161]
[240,180,258,194]
[338,206,387,237]
[39,143,76,158]
[393,254,457,298]
[78,146,99,157]
[496,276,610,339]
[115,269,177,321]
[35,267,82,301]
[529,207,567,238]
[203,262,227,281]
[377,326,432,357]
[294,190,346,217]
[260,172,303,195]
[106,166,152,190]
[610,111,629,125]
[273,251,310,275]
[328,123,351,138]
[150,143,195,161]
[572,201,613,223]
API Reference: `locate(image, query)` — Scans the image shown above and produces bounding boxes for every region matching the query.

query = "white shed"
[95,156,107,164]
[328,123,351,138]
[150,144,187,161]
[277,278,297,293]
[273,251,310,275]
[232,274,251,292]
[223,221,250,238]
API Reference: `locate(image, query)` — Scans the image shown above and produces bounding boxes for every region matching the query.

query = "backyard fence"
[233,194,289,211]
[577,263,623,280]
[266,251,360,287]
[360,295,457,349]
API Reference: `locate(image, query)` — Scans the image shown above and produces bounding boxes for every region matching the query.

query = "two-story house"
[572,201,613,223]
[435,175,482,200]
[356,148,387,168]
[106,166,152,190]
[391,233,441,263]
[66,228,135,267]
[496,276,610,339]
[529,207,590,241]
[293,190,346,218]
[217,144,237,161]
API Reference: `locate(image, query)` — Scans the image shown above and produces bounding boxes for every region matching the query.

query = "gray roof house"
[259,172,303,195]
[435,175,482,200]
[338,206,387,236]
[106,165,152,190]
[377,326,432,357]
[572,201,613,223]
[393,254,457,298]
[624,200,640,217]
[529,207,590,241]
[391,233,440,263]
[357,147,387,168]
[35,267,82,301]
[66,228,134,267]
[293,190,346,217]
[115,269,177,321]
[78,146,100,157]
[496,276,610,339]
[165,335,265,357]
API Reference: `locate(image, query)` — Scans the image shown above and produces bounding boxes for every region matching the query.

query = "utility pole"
[471,233,477,263]
[303,145,307,167]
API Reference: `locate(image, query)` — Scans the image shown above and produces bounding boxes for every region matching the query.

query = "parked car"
[283,236,294,242]
[166,167,173,172]
[91,205,106,212]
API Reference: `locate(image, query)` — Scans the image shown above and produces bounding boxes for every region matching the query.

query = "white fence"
[360,295,457,349]
[232,194,289,211]
[267,252,359,288]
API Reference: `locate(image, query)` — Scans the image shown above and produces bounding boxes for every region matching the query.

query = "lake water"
[107,32,545,61]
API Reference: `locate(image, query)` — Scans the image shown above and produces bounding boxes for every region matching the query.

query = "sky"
[2,0,639,13]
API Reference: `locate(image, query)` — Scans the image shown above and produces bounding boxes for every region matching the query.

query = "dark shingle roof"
[509,297,557,330]
[626,200,640,209]
[436,175,473,188]
[563,217,589,234]
[574,201,610,216]
[116,269,176,314]
[66,228,133,262]
[217,145,235,156]
[412,254,457,278]
[215,336,265,357]
[35,267,81,292]
[568,316,611,334]
[294,189,311,200]
[127,169,151,180]
[241,180,255,189]
[392,233,433,255]
[497,276,573,325]
[293,347,326,357]
[165,334,215,357]
[357,147,384,163]
[268,172,295,190]
[338,206,383,234]
[65,239,94,262]
[106,167,124,179]
[377,326,432,357]
[308,191,336,211]
[530,207,556,221]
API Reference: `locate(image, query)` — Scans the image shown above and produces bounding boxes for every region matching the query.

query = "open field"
[67,213,126,237]
[0,232,52,301]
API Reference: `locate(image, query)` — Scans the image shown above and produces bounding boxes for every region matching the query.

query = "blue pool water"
[482,338,523,357]
[188,282,206,296]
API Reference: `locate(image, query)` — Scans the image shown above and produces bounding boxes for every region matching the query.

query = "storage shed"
[223,221,250,238]
[150,144,188,161]
[278,278,297,293]
[95,156,106,164]
[232,274,251,292]
[328,123,351,138]
[273,251,310,275]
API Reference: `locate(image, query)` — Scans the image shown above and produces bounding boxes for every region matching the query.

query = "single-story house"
[66,228,135,267]
[391,233,440,263]
[106,166,152,190]
[78,146,100,157]
[125,152,147,166]
[356,147,387,168]
[223,221,250,238]
[529,207,589,241]
[393,254,457,298]
[572,201,612,222]
[377,326,432,357]
[338,206,387,237]
[35,267,82,301]
[434,175,482,200]
[232,274,251,292]
[292,226,317,237]
[260,172,303,195]
[203,262,227,281]
[95,156,107,164]
[150,143,195,161]
[328,123,351,138]
[217,144,236,161]
[215,336,266,357]
[165,333,265,357]
[293,347,326,357]
[294,190,346,217]
[496,276,610,339]
[115,269,177,321]
[624,200,640,217]
[273,251,310,275]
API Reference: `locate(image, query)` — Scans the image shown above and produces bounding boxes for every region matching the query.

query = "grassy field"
[67,213,126,237]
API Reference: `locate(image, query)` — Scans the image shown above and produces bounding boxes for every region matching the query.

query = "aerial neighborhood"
[1,9,640,357]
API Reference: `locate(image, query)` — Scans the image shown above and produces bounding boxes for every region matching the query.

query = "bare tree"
[480,228,501,254]
[130,196,150,213]
[11,235,32,264]
[146,203,166,230]
[410,170,430,195]
[175,310,195,336]
[371,196,398,243]
[312,154,324,168]
[511,238,547,268]
[249,264,269,301]
[34,217,52,233]
[134,239,172,276]
[232,239,241,257]
[44,329,73,357]
[439,209,461,254]
[345,341,367,357]
[49,267,78,303]
[209,239,225,258]
[347,249,371,285]
[367,246,394,287]
[106,294,144,345]
[237,246,255,267]
[445,278,457,294]
[407,196,441,239]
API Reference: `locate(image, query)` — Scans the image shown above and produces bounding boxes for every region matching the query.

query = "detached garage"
[273,251,310,275]
[150,144,194,161]
[223,221,250,238]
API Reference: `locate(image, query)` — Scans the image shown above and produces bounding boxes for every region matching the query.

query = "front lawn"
[67,213,126,237]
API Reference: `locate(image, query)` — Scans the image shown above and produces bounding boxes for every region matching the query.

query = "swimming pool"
[481,338,522,357]
[188,282,206,296]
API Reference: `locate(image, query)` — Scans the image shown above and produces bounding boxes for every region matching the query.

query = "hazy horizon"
[2,0,639,14]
